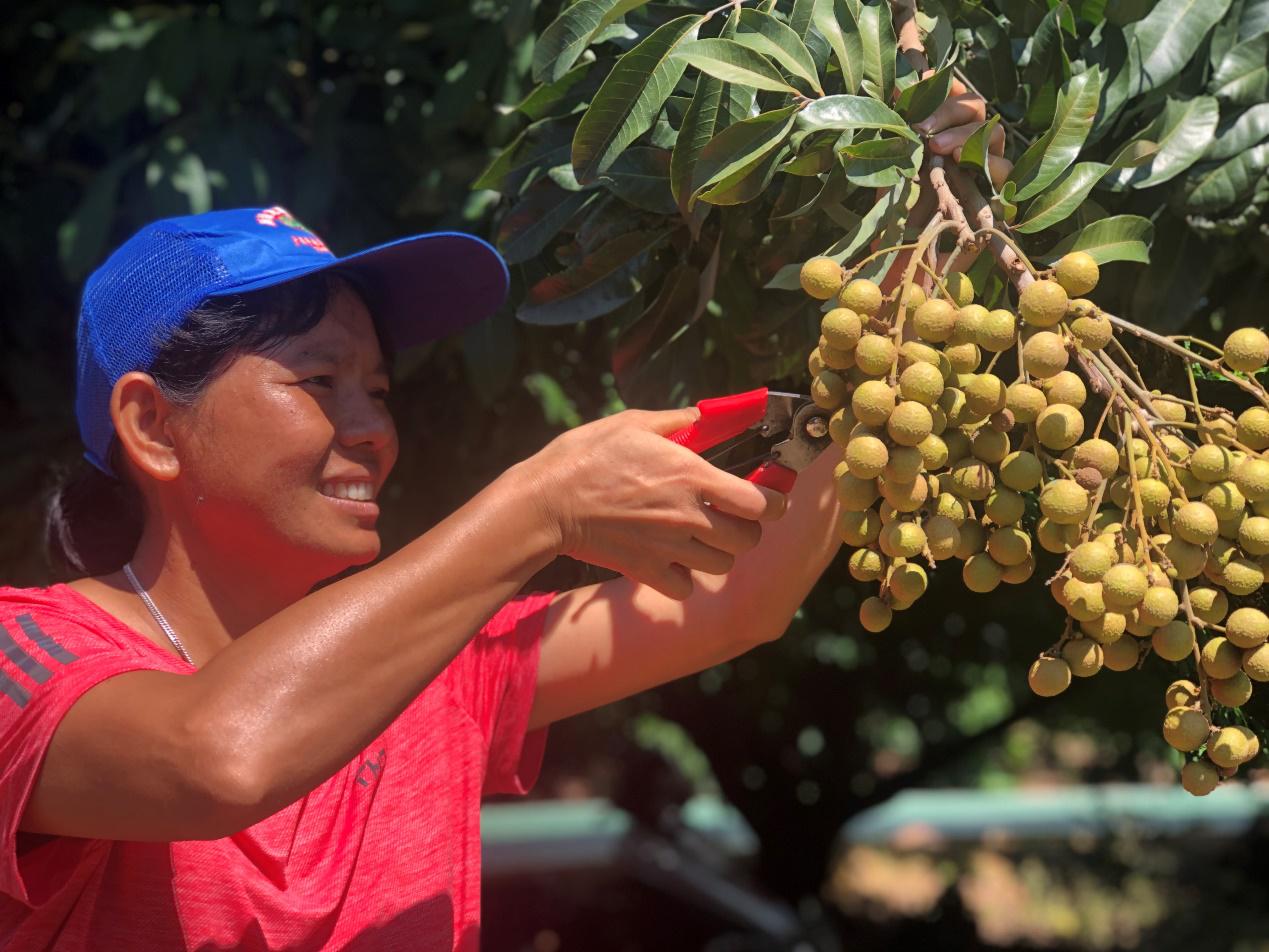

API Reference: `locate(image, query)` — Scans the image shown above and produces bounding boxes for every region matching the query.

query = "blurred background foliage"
[3,1,1269,949]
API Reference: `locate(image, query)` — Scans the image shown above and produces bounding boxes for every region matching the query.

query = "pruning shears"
[666,388,834,493]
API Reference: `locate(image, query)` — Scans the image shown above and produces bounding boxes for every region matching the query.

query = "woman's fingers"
[931,119,1005,158]
[693,504,764,556]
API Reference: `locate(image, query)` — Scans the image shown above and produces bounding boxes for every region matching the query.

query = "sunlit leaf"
[673,38,800,93]
[1009,67,1103,201]
[1036,214,1154,264]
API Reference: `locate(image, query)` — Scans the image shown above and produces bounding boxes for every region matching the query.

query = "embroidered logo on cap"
[255,206,331,254]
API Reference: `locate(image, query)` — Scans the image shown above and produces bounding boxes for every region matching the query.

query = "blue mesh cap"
[75,206,509,474]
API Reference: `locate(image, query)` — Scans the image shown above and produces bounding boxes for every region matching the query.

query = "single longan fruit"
[1189,587,1229,625]
[924,515,961,560]
[1040,479,1090,525]
[884,521,928,559]
[848,547,886,582]
[808,348,827,378]
[970,428,1010,465]
[1245,643,1269,681]
[838,278,884,316]
[887,401,934,447]
[854,334,897,376]
[1236,407,1269,451]
[884,445,925,484]
[1165,679,1200,709]
[1150,396,1188,423]
[912,299,958,343]
[1036,403,1085,451]
[1202,636,1243,680]
[898,361,945,406]
[1152,620,1196,662]
[987,526,1031,566]
[1226,607,1269,648]
[1190,444,1234,483]
[1001,555,1036,584]
[811,370,849,409]
[943,271,975,307]
[1063,578,1106,622]
[1203,480,1246,522]
[1211,671,1253,707]
[1028,656,1072,697]
[935,491,970,526]
[964,373,1007,416]
[1003,383,1046,424]
[1138,479,1172,518]
[1102,635,1140,671]
[836,472,880,511]
[852,380,897,427]
[1019,280,1069,328]
[1042,371,1087,409]
[984,487,1025,526]
[1198,416,1237,446]
[1181,760,1220,797]
[944,342,982,374]
[1070,541,1115,582]
[1162,706,1210,752]
[799,257,843,300]
[1082,611,1126,645]
[1023,331,1069,379]
[888,562,928,602]
[975,308,1016,352]
[844,435,889,479]
[836,508,882,546]
[1162,536,1207,580]
[953,518,987,559]
[1173,501,1219,545]
[859,596,893,633]
[916,434,948,472]
[880,473,929,513]
[1208,726,1251,768]
[951,303,987,346]
[1072,439,1119,479]
[1070,312,1113,351]
[1238,515,1269,555]
[1037,517,1080,553]
[1102,563,1149,612]
[995,451,1040,493]
[1235,457,1269,501]
[962,552,1003,593]
[1222,327,1269,374]
[821,308,863,351]
[1138,586,1179,627]
[948,459,995,501]
[1062,637,1104,677]
[1054,251,1099,296]
[1222,556,1264,596]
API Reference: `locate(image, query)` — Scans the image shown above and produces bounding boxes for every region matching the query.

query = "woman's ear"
[111,372,181,482]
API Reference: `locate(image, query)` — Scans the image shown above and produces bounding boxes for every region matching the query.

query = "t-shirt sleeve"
[0,613,173,906]
[447,590,558,798]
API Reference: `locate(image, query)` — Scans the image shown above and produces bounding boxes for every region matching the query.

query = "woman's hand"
[914,76,1012,189]
[522,408,788,600]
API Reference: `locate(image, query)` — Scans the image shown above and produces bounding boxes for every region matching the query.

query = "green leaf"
[518,230,668,325]
[1125,0,1235,98]
[1242,0,1269,41]
[1110,96,1220,189]
[572,15,702,185]
[858,0,897,104]
[1009,67,1103,201]
[612,264,701,381]
[838,137,922,188]
[599,147,677,214]
[1205,102,1269,161]
[895,61,954,124]
[797,95,919,139]
[813,0,864,94]
[691,105,799,206]
[532,0,653,83]
[497,185,597,264]
[1015,162,1110,233]
[790,0,818,38]
[516,60,598,121]
[1037,214,1154,264]
[735,10,823,94]
[957,116,1000,176]
[1210,33,1269,104]
[1184,142,1269,212]
[671,68,725,215]
[672,38,799,93]
[475,119,573,193]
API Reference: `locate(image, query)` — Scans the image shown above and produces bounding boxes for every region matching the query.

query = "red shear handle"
[666,387,770,453]
[746,460,798,493]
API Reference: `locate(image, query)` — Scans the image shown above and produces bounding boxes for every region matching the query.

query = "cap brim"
[210,231,510,349]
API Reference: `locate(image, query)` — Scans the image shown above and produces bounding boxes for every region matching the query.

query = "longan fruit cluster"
[800,249,1269,795]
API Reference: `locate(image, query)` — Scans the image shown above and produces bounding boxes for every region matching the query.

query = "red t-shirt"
[0,583,556,951]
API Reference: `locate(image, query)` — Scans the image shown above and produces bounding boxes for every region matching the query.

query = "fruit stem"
[1169,335,1226,358]
[1180,581,1213,721]
[1122,410,1155,574]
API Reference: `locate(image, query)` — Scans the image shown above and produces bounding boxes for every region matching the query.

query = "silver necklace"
[122,563,196,666]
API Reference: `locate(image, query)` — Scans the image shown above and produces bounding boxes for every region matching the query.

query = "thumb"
[632,405,703,437]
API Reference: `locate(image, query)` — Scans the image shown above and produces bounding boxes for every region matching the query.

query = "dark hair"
[45,271,385,578]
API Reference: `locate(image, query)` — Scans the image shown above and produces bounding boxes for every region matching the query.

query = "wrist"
[495,458,567,565]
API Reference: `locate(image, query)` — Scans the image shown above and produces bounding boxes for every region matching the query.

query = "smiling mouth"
[320,481,376,502]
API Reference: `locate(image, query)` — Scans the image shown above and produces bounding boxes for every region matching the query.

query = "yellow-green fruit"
[941,430,971,465]
[951,304,987,346]
[1203,480,1246,521]
[924,515,961,560]
[852,380,897,427]
[1036,404,1085,451]
[884,521,928,559]
[1071,439,1119,479]
[1245,643,1269,681]
[1041,371,1088,409]
[808,349,827,377]
[1003,383,1046,424]
[997,451,1042,492]
[1082,611,1126,645]
[972,309,1014,353]
[887,401,934,447]
[859,596,892,633]
[854,334,897,376]
[1173,501,1219,545]
[1102,563,1148,612]
[1190,444,1235,483]
[1070,541,1115,582]
[1204,538,1237,583]
[799,257,843,299]
[1054,251,1099,296]
[1199,416,1237,446]
[1102,635,1140,671]
[964,373,1007,417]
[1235,457,1269,501]
[883,445,924,484]
[962,552,1003,593]
[848,547,886,582]
[819,343,854,370]
[1062,637,1104,677]
[844,435,889,479]
[1070,312,1113,351]
[1125,609,1156,638]
[836,472,880,511]
[838,278,883,316]
[954,519,987,559]
[985,487,1025,526]
[1238,515,1269,555]
[1028,656,1072,697]
[836,508,882,546]
[916,434,948,472]
[1222,556,1264,596]
[971,428,1010,465]
[949,459,995,501]
[898,361,944,406]
[1211,671,1253,707]
[881,474,929,513]
[1139,586,1180,627]
[889,562,928,602]
[811,370,849,409]
[1138,479,1172,518]
[899,283,926,312]
[1019,279,1069,328]
[1227,607,1269,648]
[938,388,969,428]
[1064,579,1106,622]
[1162,706,1210,752]
[1222,327,1269,373]
[1190,587,1229,625]
[1040,479,1090,524]
[1023,331,1070,379]
[1106,476,1134,510]
[1237,407,1269,451]
[1002,555,1036,584]
[1163,536,1206,580]
[821,307,863,351]
[1181,760,1220,797]
[943,271,974,307]
[944,342,982,374]
[987,526,1032,566]
[1165,679,1200,708]
[1202,636,1243,679]
[1208,726,1251,768]
[1152,620,1196,661]
[912,299,958,343]
[935,491,970,526]
[829,407,856,447]
[1037,517,1080,553]
[1151,397,1188,423]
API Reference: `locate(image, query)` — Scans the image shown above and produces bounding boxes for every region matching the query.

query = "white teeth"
[321,482,375,502]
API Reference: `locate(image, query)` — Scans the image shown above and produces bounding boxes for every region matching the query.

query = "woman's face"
[168,282,399,581]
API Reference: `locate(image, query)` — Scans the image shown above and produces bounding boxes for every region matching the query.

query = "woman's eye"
[305,375,335,388]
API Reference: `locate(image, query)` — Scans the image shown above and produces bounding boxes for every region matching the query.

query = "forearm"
[186,459,559,817]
